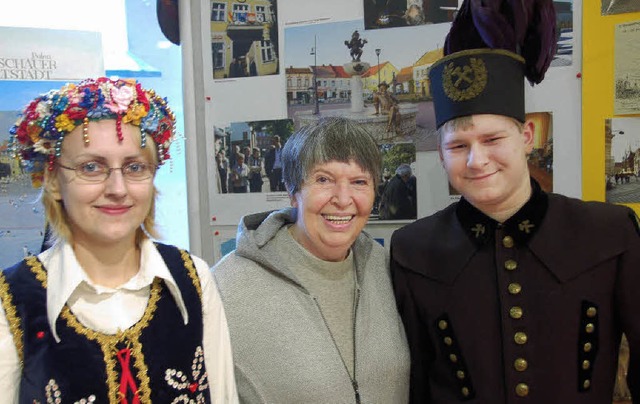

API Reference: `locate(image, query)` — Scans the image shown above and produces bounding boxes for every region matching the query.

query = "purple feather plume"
[444,0,557,85]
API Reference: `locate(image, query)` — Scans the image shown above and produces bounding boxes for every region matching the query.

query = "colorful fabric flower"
[32,139,55,155]
[108,85,135,113]
[55,114,76,133]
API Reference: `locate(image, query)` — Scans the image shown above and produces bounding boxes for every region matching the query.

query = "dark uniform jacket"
[391,181,640,403]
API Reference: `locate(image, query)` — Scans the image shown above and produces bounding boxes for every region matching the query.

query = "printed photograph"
[213,118,294,194]
[527,112,554,193]
[552,0,574,67]
[605,117,640,204]
[363,0,458,30]
[602,0,640,16]
[210,0,279,79]
[374,142,417,221]
[284,19,451,152]
[614,20,640,115]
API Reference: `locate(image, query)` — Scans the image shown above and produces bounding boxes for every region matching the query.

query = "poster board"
[583,1,640,217]
[181,0,583,264]
[0,27,104,267]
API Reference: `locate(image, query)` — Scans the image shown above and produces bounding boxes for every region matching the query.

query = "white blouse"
[0,239,238,403]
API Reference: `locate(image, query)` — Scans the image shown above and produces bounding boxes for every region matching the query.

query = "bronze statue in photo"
[373,82,402,135]
[344,30,368,62]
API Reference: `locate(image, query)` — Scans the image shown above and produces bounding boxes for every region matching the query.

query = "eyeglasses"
[56,161,157,183]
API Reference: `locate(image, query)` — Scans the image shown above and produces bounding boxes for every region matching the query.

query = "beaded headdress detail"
[8,77,176,187]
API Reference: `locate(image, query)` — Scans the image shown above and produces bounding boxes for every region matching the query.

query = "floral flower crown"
[8,77,176,187]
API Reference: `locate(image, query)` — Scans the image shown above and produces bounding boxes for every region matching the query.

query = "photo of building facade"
[210,0,279,79]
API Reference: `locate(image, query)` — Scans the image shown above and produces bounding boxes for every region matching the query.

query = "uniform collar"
[42,238,189,342]
[456,178,548,247]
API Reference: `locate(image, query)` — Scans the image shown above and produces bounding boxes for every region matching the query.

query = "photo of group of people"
[374,143,417,220]
[213,119,293,194]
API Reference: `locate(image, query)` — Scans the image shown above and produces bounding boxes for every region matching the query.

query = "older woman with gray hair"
[213,117,410,403]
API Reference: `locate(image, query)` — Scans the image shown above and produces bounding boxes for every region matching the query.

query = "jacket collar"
[456,178,548,248]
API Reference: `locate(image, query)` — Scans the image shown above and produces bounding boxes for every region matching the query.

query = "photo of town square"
[284,19,450,152]
[210,0,279,79]
[605,117,640,204]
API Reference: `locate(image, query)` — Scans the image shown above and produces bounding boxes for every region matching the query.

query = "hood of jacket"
[234,207,375,288]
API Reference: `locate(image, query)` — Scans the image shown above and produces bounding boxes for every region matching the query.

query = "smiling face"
[49,120,155,249]
[439,114,534,219]
[290,159,375,262]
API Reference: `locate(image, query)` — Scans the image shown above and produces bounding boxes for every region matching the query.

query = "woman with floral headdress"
[0,77,238,403]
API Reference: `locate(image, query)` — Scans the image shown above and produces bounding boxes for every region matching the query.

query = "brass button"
[585,323,595,333]
[438,320,448,330]
[456,370,465,380]
[586,307,597,318]
[583,342,593,352]
[508,283,522,295]
[462,387,470,397]
[514,332,528,345]
[515,383,530,397]
[503,236,514,248]
[514,358,528,371]
[582,360,591,370]
[444,336,453,346]
[504,260,518,271]
[583,379,591,389]
[510,306,523,319]
[449,354,458,363]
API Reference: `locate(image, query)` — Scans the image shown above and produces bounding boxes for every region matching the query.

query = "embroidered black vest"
[0,243,211,403]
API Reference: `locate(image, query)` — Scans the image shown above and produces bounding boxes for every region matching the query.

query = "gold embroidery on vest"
[28,255,48,287]
[22,249,195,402]
[60,279,162,403]
[0,271,24,362]
[181,249,202,300]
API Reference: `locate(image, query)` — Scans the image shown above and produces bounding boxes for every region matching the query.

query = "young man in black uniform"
[390,1,640,402]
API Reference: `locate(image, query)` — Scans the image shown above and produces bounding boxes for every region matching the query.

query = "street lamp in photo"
[311,35,320,115]
[375,48,381,87]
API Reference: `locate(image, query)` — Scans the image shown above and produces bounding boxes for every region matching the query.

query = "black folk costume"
[0,243,210,403]
[390,0,640,401]
[391,180,640,402]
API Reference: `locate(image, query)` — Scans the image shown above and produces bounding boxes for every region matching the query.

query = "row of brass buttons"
[437,317,475,400]
[503,235,529,397]
[578,302,599,392]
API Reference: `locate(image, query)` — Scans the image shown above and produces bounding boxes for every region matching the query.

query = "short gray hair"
[395,164,412,177]
[282,117,381,195]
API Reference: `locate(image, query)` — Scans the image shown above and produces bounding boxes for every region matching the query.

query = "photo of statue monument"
[284,19,452,151]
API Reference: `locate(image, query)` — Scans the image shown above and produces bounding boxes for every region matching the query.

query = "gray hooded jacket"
[213,208,410,404]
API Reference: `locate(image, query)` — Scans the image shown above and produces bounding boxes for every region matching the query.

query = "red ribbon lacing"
[117,347,140,404]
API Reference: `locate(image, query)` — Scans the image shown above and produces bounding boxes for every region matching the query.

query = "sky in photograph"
[284,19,451,71]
